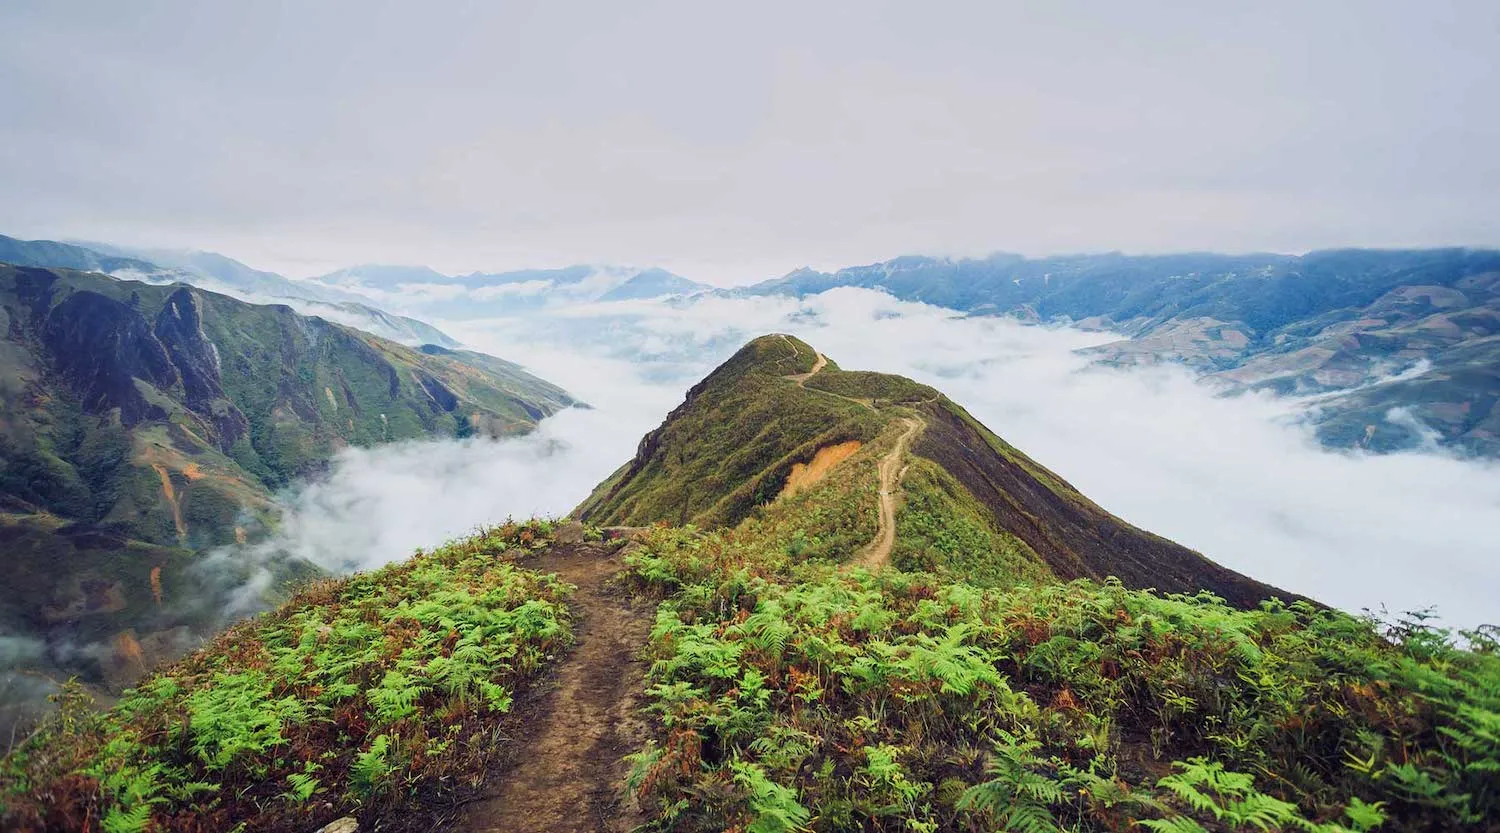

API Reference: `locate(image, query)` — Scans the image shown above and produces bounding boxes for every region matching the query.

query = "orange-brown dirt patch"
[150,463,187,542]
[778,440,863,499]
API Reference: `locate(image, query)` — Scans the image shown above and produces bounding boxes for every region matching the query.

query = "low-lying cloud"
[226,408,644,576]
[215,288,1499,629]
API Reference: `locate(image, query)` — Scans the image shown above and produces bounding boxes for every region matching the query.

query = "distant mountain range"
[1,235,460,348]
[7,234,1499,457]
[308,262,712,317]
[742,249,1500,456]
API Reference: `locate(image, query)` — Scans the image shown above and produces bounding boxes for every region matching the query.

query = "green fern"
[731,761,811,833]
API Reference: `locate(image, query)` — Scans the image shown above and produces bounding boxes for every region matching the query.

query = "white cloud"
[470,279,554,300]
[391,281,470,301]
[206,289,1499,629]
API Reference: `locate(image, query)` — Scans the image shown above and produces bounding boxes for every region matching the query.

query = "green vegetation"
[6,333,1497,832]
[624,523,1500,833]
[0,264,579,700]
[803,368,938,406]
[597,337,1499,832]
[0,520,572,832]
[0,264,575,539]
[579,335,884,527]
[892,457,1050,587]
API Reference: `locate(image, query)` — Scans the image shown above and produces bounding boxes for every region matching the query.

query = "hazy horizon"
[4,1,1498,284]
[24,232,1500,289]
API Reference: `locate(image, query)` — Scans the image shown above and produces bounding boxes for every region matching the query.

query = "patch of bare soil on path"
[459,540,651,833]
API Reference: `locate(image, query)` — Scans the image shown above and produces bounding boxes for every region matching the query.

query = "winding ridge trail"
[460,538,650,833]
[785,350,828,384]
[854,417,924,570]
[775,336,924,569]
[779,336,876,412]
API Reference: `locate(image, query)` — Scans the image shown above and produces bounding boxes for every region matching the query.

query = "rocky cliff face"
[152,287,251,450]
[40,288,180,425]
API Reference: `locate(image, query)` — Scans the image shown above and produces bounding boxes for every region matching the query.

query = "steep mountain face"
[579,334,1287,607]
[1,265,575,519]
[746,249,1500,456]
[0,264,576,694]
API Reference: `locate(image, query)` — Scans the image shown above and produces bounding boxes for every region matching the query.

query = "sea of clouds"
[226,288,1500,629]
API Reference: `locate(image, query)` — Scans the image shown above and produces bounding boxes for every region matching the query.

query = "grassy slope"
[577,335,885,528]
[912,397,1294,608]
[0,511,203,679]
[625,519,1500,832]
[4,334,1498,832]
[599,338,1496,833]
[578,334,1286,607]
[1,520,577,833]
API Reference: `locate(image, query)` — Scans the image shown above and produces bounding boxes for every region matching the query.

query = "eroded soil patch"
[779,440,863,499]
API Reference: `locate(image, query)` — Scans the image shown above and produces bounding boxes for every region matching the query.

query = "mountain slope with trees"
[0,264,577,705]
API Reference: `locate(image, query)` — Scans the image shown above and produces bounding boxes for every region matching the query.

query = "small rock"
[555,521,585,544]
[314,818,358,833]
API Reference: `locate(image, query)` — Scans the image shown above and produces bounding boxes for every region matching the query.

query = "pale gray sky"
[2,1,1496,284]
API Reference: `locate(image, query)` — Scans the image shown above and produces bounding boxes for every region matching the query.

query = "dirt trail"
[853,417,924,570]
[461,540,651,833]
[784,350,828,385]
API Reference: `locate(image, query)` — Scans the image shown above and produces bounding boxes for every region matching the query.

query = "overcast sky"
[2,1,1497,284]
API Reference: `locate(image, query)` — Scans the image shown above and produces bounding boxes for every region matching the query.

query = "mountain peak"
[579,333,1292,608]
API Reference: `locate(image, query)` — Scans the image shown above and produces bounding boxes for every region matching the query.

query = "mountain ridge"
[742,249,1500,456]
[19,236,465,348]
[579,333,1290,608]
[4,333,1495,833]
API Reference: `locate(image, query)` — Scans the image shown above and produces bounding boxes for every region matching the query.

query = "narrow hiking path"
[785,350,828,385]
[854,416,924,570]
[775,334,923,569]
[779,336,878,412]
[460,538,651,833]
